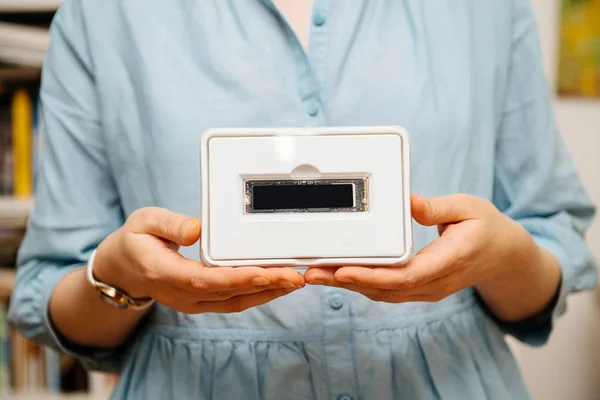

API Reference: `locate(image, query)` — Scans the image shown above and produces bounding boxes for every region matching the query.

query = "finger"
[411,193,486,227]
[128,207,201,246]
[304,267,339,285]
[200,280,305,301]
[163,280,301,303]
[305,276,453,304]
[155,255,306,293]
[308,241,460,290]
[358,291,451,304]
[320,273,457,303]
[190,288,300,314]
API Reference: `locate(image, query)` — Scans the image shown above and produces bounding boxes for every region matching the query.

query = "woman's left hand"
[304,193,544,304]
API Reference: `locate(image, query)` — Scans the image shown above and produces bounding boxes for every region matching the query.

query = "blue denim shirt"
[8,0,597,399]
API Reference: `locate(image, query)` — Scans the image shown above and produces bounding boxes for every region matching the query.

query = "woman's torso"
[76,0,526,398]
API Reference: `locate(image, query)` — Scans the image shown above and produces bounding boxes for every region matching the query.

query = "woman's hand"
[93,207,305,314]
[304,194,561,321]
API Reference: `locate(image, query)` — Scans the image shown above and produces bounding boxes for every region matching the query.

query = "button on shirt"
[312,11,326,27]
[329,295,344,310]
[8,1,597,399]
[307,101,320,117]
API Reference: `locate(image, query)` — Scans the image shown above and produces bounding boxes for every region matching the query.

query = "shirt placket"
[321,286,360,400]
[307,0,330,101]
[261,0,327,127]
[310,3,359,400]
[309,3,359,399]
[261,1,359,398]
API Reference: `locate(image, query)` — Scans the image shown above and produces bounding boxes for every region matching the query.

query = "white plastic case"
[200,126,412,267]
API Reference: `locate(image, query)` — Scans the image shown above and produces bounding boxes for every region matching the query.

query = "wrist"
[93,239,152,299]
[482,221,543,286]
[475,238,562,322]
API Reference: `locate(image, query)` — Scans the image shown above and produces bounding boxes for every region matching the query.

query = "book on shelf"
[12,88,33,198]
[0,95,12,197]
[0,1,63,14]
[0,301,8,393]
[0,85,41,198]
[0,22,50,68]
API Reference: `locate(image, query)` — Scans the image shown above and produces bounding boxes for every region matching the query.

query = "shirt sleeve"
[489,0,598,346]
[7,0,127,373]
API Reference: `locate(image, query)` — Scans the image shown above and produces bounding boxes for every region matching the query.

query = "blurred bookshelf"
[0,196,32,229]
[0,21,50,68]
[8,394,108,400]
[0,1,63,13]
[0,3,117,398]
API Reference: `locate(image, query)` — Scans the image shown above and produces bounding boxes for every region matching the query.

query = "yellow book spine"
[11,89,33,198]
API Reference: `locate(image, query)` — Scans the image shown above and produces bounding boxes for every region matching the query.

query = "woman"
[8,0,597,399]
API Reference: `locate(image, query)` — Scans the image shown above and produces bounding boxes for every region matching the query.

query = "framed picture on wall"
[557,0,600,98]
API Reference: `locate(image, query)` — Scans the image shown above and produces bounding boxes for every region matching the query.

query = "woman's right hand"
[92,207,306,314]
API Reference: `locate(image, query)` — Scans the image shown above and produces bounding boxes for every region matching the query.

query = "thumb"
[411,193,482,227]
[128,207,201,246]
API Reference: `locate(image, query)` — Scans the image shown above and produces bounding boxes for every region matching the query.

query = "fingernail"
[336,276,354,284]
[181,221,194,240]
[251,277,271,286]
[307,279,325,285]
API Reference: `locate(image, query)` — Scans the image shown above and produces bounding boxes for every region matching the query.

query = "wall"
[509,1,600,399]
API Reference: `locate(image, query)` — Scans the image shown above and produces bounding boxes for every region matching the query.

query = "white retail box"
[200,126,412,267]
